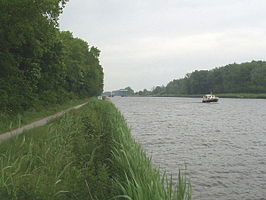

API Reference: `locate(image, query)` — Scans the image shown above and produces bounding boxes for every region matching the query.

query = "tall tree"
[0,0,104,115]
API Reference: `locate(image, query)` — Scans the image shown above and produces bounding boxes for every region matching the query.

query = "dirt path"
[0,102,88,143]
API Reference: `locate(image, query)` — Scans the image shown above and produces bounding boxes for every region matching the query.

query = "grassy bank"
[0,99,191,199]
[214,93,266,98]
[149,93,266,99]
[0,98,89,134]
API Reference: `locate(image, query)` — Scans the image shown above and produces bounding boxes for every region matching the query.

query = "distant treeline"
[0,0,103,115]
[137,61,266,95]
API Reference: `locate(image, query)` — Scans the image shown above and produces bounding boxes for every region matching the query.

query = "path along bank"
[0,102,87,143]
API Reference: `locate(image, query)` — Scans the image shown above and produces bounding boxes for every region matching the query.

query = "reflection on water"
[112,97,266,200]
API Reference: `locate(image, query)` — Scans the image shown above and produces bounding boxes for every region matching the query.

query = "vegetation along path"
[0,102,88,143]
[0,99,191,199]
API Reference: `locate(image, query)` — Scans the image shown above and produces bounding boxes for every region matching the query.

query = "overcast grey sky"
[59,0,266,91]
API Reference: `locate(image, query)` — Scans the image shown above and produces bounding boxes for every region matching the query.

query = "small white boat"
[202,94,219,103]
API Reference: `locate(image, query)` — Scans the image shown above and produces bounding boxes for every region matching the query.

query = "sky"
[59,0,266,92]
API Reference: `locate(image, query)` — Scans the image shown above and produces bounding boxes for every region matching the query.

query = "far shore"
[131,93,266,99]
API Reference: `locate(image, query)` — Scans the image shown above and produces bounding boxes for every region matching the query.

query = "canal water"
[112,97,266,200]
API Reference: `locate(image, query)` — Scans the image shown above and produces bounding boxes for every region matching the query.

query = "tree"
[124,87,134,96]
[160,61,266,95]
[0,0,104,115]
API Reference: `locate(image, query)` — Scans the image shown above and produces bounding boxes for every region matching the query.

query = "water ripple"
[112,97,266,200]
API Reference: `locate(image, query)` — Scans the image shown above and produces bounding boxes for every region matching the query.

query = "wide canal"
[112,97,266,200]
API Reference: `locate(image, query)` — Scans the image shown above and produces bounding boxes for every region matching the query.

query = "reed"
[0,99,191,199]
[102,102,192,200]
[0,102,115,199]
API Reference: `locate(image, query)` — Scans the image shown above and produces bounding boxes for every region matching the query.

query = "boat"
[202,94,219,103]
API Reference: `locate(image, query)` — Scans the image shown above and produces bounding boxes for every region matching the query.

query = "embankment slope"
[0,99,190,200]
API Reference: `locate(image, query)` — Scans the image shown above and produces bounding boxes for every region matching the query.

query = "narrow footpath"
[0,102,88,143]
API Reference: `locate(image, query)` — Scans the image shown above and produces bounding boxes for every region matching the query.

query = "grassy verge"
[0,99,191,199]
[109,103,192,200]
[215,93,266,98]
[148,93,266,98]
[0,98,89,134]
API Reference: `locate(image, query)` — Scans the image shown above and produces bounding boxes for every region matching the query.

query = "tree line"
[137,61,266,95]
[0,0,103,115]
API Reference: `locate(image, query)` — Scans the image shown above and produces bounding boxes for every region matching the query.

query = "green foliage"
[124,87,135,96]
[0,98,89,134]
[136,89,152,96]
[0,100,115,200]
[148,61,266,95]
[60,31,103,97]
[151,85,166,95]
[0,0,103,116]
[0,99,191,200]
[104,102,191,200]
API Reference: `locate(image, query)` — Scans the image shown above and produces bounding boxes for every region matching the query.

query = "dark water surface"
[112,97,266,200]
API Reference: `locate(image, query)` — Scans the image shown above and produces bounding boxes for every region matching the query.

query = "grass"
[0,99,191,200]
[0,100,115,199]
[215,93,266,98]
[151,93,266,99]
[0,98,89,134]
[105,101,191,200]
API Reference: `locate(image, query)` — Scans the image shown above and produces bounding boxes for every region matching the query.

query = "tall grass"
[0,98,89,134]
[0,101,115,199]
[0,99,191,199]
[99,101,192,200]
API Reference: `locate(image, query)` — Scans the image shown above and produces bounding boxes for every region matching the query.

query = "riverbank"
[0,99,191,200]
[140,93,266,99]
[0,102,87,142]
[0,98,90,134]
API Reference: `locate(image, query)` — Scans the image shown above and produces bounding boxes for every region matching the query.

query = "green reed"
[103,103,192,200]
[0,99,191,200]
[0,102,115,199]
